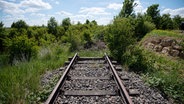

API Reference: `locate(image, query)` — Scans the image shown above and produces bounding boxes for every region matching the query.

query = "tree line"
[0,17,102,65]
[0,0,183,66]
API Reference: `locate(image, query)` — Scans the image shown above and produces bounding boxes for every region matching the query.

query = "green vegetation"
[119,0,136,18]
[144,29,184,39]
[141,47,184,102]
[105,17,136,61]
[132,30,184,102]
[0,15,107,103]
[104,0,184,102]
[0,43,71,103]
[1,0,184,103]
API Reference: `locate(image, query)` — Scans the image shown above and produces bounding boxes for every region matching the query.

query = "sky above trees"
[0,0,184,27]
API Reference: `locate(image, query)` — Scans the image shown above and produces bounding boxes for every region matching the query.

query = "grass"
[0,42,109,103]
[142,49,184,103]
[138,30,184,103]
[143,30,184,40]
[0,43,72,104]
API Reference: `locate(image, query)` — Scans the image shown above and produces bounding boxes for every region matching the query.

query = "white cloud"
[96,17,112,25]
[0,0,24,15]
[134,0,145,14]
[20,0,52,9]
[161,7,184,17]
[2,14,28,27]
[0,0,52,27]
[107,3,122,10]
[79,7,110,15]
[56,11,73,16]
[0,0,52,15]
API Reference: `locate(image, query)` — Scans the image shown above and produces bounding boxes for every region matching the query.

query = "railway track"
[45,53,133,104]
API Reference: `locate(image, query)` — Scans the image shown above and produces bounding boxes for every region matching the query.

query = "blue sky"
[0,0,184,27]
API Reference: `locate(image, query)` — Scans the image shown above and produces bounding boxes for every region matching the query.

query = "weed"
[139,30,184,103]
[0,43,70,103]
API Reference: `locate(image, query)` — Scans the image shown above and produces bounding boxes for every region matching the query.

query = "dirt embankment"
[142,36,184,59]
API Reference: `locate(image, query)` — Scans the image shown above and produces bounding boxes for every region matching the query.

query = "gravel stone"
[41,59,171,104]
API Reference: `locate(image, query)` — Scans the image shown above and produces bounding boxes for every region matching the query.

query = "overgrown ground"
[0,42,108,103]
[139,30,184,103]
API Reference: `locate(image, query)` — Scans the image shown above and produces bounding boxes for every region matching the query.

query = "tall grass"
[142,50,184,102]
[0,42,109,103]
[0,43,72,103]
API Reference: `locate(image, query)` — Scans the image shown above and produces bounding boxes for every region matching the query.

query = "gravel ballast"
[41,59,171,104]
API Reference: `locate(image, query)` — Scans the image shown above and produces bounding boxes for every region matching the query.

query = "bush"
[83,31,92,49]
[7,36,38,64]
[134,15,155,40]
[122,46,154,72]
[143,21,155,35]
[66,27,81,52]
[105,17,136,61]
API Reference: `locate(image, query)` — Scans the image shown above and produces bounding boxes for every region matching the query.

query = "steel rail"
[105,53,133,104]
[45,53,78,104]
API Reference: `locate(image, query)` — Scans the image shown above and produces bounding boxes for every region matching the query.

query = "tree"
[119,0,136,18]
[61,18,71,31]
[134,14,155,40]
[91,20,97,25]
[57,26,65,39]
[160,14,173,30]
[146,4,160,28]
[11,20,28,29]
[47,17,58,36]
[105,18,136,61]
[173,15,182,29]
[85,19,90,24]
[83,31,92,48]
[0,22,6,52]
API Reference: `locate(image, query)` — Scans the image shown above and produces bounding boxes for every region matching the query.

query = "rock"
[129,89,139,96]
[169,49,180,57]
[154,45,163,52]
[161,47,170,55]
[151,38,161,44]
[179,51,184,59]
[146,43,155,49]
[161,38,174,47]
[172,45,182,51]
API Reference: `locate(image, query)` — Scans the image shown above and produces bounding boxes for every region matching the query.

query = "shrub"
[105,17,136,61]
[83,31,92,49]
[134,15,155,40]
[143,21,155,35]
[7,36,38,64]
[66,27,81,52]
[122,46,154,72]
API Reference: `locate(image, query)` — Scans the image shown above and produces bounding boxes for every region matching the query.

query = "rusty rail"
[105,53,133,104]
[45,53,78,104]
